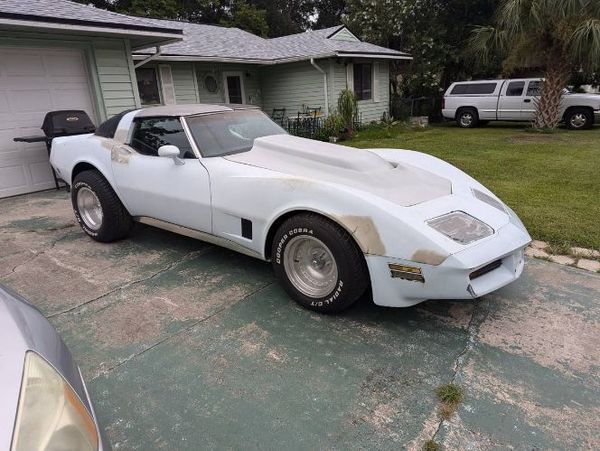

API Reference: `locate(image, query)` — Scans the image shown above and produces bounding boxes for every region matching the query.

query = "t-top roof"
[134,104,260,118]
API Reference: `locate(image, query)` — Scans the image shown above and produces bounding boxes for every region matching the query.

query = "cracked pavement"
[1,190,599,450]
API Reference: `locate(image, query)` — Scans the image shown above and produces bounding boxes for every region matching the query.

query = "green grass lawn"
[348,122,600,250]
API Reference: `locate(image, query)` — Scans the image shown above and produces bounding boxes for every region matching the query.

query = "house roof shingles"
[0,0,182,34]
[0,0,408,63]
[136,22,410,63]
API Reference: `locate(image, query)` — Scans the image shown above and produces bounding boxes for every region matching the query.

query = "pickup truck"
[442,78,600,129]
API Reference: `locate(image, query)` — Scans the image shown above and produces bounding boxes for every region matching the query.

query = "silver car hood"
[225,135,452,207]
[0,286,90,450]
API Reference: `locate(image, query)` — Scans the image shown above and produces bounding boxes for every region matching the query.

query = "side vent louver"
[241,219,252,239]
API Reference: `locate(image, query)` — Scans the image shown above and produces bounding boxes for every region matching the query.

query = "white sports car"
[50,104,531,313]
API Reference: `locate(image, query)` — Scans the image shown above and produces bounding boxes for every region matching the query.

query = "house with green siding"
[132,20,410,123]
[0,0,409,198]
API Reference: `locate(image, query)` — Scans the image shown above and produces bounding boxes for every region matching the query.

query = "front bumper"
[367,223,530,307]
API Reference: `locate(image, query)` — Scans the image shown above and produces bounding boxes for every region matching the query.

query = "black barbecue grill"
[13,110,96,189]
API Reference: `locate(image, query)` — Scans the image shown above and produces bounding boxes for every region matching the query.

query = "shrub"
[338,89,358,138]
[322,112,345,140]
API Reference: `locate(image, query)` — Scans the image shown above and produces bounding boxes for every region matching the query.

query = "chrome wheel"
[570,113,587,129]
[283,236,338,298]
[460,113,473,127]
[77,187,103,231]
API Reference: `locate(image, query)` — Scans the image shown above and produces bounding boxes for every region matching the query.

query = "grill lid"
[41,110,95,138]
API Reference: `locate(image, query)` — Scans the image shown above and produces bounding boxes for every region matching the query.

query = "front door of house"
[224,72,245,104]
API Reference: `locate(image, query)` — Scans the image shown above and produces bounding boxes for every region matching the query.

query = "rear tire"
[271,213,369,314]
[564,108,593,130]
[456,108,479,128]
[71,170,132,242]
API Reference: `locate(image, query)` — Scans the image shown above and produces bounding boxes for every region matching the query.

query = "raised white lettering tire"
[71,170,132,242]
[271,213,369,313]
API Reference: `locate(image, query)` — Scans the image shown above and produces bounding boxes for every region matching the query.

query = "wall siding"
[332,59,390,123]
[93,39,139,117]
[193,62,261,106]
[329,28,359,42]
[260,60,327,118]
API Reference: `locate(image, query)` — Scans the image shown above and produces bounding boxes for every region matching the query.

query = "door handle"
[523,99,532,103]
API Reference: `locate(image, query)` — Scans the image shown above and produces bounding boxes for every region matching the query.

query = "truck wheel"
[71,170,132,242]
[456,108,479,128]
[565,108,593,130]
[271,213,369,314]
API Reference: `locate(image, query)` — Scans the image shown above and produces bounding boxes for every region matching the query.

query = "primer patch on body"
[339,215,386,256]
[113,127,129,144]
[411,249,448,266]
[111,147,130,164]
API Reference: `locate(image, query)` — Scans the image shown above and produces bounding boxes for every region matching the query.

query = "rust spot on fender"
[411,249,448,266]
[338,215,386,256]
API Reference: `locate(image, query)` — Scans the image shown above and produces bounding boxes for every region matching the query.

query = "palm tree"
[469,0,600,129]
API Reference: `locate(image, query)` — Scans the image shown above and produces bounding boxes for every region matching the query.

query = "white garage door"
[0,46,96,198]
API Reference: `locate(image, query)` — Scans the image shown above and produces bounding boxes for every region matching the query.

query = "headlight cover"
[11,352,98,451]
[427,211,493,245]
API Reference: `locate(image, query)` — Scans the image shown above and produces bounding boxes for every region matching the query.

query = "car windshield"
[186,110,287,157]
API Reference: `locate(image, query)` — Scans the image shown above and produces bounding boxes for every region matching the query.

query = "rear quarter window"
[450,83,498,95]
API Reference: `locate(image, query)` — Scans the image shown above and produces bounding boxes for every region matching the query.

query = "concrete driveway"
[1,190,599,450]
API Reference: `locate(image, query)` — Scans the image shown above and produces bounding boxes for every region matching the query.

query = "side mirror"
[158,145,185,165]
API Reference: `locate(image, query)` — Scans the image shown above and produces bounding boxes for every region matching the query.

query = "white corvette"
[50,104,531,313]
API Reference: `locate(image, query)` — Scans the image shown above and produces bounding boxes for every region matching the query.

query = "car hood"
[224,135,452,206]
[0,286,89,450]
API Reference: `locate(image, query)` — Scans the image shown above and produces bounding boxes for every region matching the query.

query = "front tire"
[271,213,369,314]
[71,170,132,242]
[456,108,479,128]
[564,108,593,130]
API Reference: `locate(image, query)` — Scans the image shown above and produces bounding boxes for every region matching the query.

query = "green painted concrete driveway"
[1,191,599,450]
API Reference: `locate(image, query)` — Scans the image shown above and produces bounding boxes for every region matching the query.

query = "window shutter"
[373,63,380,103]
[346,63,354,91]
[159,64,176,105]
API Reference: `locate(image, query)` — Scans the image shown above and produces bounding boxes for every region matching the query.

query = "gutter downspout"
[310,58,329,116]
[134,46,162,68]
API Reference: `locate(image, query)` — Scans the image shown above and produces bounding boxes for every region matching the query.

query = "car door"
[497,81,526,120]
[521,80,542,121]
[110,116,212,233]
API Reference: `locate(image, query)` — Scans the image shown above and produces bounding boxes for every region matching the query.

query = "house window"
[136,67,161,105]
[353,63,372,101]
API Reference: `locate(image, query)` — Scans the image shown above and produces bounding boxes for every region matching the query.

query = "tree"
[312,0,347,29]
[469,0,600,130]
[114,0,181,19]
[220,1,269,37]
[345,0,498,98]
[248,0,315,37]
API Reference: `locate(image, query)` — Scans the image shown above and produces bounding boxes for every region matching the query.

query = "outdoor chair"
[271,108,286,125]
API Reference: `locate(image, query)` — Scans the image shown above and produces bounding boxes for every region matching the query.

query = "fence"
[280,114,363,140]
[390,96,444,121]
[283,117,325,139]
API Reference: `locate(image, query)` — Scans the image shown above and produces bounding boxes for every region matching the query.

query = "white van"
[442,78,600,129]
